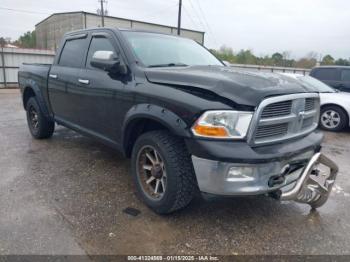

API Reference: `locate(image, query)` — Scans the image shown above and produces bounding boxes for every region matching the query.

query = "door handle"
[78,79,90,85]
[49,74,57,79]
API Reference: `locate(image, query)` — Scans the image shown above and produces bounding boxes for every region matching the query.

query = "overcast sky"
[1,0,349,59]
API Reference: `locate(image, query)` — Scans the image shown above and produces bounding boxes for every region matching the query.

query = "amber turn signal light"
[192,124,229,137]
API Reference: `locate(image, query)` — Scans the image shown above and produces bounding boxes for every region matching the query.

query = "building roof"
[35,11,205,34]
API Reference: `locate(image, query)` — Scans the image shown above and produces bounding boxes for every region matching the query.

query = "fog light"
[227,166,255,182]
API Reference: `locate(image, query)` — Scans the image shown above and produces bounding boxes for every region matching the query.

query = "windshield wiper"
[148,63,188,68]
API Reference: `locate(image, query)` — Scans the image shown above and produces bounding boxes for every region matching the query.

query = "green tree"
[14,31,36,48]
[321,55,335,65]
[235,49,257,64]
[271,52,283,66]
[335,58,350,66]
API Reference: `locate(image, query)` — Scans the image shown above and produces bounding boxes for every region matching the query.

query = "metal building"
[35,11,205,50]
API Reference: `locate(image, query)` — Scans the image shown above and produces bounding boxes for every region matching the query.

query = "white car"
[283,73,350,131]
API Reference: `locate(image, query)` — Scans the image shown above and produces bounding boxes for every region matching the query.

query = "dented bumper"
[280,152,338,208]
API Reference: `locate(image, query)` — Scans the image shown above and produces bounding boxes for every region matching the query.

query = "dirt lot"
[1,89,350,256]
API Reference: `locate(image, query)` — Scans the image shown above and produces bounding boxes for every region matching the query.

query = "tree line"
[0,31,36,48]
[1,31,349,69]
[210,46,350,68]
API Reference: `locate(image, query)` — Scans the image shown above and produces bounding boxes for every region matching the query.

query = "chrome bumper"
[280,152,338,208]
[192,152,338,208]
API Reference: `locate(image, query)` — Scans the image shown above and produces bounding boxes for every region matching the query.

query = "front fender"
[122,104,192,153]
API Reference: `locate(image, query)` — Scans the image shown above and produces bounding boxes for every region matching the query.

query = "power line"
[194,0,214,35]
[0,7,50,15]
[182,5,201,30]
[187,0,218,45]
[142,3,178,19]
[187,0,206,31]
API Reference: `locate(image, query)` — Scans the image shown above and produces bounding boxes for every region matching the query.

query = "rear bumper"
[187,131,324,195]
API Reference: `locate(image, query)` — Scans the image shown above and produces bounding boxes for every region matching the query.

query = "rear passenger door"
[340,69,350,93]
[311,68,341,89]
[48,34,89,125]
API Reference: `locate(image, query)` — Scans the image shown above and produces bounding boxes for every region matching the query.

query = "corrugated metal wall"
[0,48,55,88]
[35,12,205,50]
[36,13,85,50]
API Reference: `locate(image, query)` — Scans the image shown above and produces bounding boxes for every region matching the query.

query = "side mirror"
[90,51,127,74]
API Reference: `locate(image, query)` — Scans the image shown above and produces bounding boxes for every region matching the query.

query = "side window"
[341,69,350,82]
[86,36,116,69]
[59,38,87,68]
[313,68,339,81]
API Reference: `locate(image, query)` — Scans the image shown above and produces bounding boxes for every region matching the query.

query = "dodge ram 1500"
[18,28,338,214]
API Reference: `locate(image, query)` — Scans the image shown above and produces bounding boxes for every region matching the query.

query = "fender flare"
[121,104,192,153]
[22,79,51,119]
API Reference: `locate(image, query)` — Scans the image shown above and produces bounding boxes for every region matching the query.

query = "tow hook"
[279,153,338,208]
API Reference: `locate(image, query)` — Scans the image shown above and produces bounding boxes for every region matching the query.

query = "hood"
[144,66,318,107]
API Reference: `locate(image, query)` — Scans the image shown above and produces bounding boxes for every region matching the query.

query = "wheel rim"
[321,110,341,128]
[29,106,39,130]
[136,145,167,201]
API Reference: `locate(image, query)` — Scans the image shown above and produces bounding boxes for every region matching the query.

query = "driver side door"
[76,31,129,143]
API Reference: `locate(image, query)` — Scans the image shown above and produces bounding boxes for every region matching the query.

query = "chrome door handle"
[49,74,57,79]
[78,79,90,85]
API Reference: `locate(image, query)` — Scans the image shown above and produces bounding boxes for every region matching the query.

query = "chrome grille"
[305,98,315,111]
[248,94,320,146]
[261,101,292,118]
[255,123,288,139]
[302,117,314,129]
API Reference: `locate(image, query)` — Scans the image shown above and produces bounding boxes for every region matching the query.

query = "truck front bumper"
[186,131,338,208]
[191,150,313,196]
[187,131,339,207]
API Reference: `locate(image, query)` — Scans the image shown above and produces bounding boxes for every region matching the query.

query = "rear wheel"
[320,106,348,132]
[26,97,55,139]
[131,130,197,214]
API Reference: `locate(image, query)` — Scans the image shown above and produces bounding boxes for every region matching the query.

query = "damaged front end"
[279,152,338,208]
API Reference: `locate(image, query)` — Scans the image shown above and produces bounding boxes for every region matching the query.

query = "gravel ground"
[0,89,350,256]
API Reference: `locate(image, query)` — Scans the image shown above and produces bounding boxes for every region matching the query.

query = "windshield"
[122,31,223,67]
[296,75,336,93]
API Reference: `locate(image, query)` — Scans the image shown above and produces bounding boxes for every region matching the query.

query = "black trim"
[185,131,323,164]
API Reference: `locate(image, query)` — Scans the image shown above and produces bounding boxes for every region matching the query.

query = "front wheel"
[131,130,197,214]
[319,106,348,132]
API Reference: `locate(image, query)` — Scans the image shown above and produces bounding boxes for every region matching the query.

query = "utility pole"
[99,0,106,27]
[177,0,182,35]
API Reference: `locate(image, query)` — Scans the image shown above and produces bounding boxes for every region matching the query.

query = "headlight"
[192,110,253,139]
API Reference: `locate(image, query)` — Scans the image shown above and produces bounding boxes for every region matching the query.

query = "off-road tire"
[26,97,55,139]
[131,130,197,214]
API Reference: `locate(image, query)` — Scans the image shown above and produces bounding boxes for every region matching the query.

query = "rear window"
[312,68,339,81]
[341,69,350,81]
[59,38,87,68]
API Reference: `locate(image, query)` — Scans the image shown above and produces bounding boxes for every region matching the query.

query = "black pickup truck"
[18,28,338,214]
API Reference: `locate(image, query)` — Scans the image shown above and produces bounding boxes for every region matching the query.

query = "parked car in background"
[284,73,350,131]
[310,66,350,93]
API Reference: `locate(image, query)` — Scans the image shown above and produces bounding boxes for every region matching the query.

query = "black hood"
[144,66,317,107]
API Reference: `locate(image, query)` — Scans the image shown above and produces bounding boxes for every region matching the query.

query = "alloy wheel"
[321,110,340,129]
[29,106,39,130]
[136,145,167,200]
